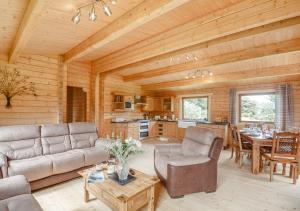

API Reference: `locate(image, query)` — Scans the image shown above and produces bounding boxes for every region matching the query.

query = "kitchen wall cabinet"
[162,97,174,112]
[153,98,162,111]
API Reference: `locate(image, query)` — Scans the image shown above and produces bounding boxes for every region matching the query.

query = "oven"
[124,101,134,111]
[139,121,149,140]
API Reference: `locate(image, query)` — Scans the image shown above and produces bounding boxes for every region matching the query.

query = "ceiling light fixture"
[102,1,112,16]
[89,5,97,21]
[72,0,116,24]
[110,0,118,5]
[184,70,213,80]
[72,9,81,24]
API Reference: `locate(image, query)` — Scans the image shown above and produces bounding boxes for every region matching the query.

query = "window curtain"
[275,84,294,131]
[229,88,237,125]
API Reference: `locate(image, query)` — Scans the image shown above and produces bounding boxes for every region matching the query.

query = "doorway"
[67,86,87,122]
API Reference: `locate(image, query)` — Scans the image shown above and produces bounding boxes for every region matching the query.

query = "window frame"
[182,96,209,120]
[238,92,276,123]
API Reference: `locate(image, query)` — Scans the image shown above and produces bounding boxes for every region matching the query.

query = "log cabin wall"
[0,55,93,126]
[152,78,300,127]
[67,61,92,122]
[0,55,62,125]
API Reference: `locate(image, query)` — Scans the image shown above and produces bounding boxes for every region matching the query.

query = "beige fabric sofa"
[0,175,42,211]
[154,127,223,198]
[0,122,109,190]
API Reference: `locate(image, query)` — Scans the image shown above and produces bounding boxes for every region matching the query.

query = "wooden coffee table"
[78,167,160,211]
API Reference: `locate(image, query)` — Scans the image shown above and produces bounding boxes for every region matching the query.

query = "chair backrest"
[68,122,98,149]
[182,126,217,157]
[271,132,299,159]
[230,125,238,146]
[0,125,42,160]
[234,127,245,151]
[41,123,71,155]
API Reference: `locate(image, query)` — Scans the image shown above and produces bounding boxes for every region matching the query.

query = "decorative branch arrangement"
[0,66,36,108]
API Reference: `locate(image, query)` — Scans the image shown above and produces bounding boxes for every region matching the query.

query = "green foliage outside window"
[240,93,275,122]
[182,97,208,120]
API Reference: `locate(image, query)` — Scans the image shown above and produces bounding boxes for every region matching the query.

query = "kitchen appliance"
[139,120,149,140]
[124,96,134,111]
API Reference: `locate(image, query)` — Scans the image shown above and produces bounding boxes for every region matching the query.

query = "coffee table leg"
[83,178,89,202]
[148,185,155,211]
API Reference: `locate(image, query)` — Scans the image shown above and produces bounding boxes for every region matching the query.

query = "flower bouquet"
[105,137,142,181]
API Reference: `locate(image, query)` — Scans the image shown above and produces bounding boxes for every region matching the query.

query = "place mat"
[108,173,136,186]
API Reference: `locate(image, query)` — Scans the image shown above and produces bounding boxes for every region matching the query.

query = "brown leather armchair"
[154,126,223,198]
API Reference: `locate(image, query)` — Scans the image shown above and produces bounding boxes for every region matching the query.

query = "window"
[182,96,208,120]
[239,92,275,122]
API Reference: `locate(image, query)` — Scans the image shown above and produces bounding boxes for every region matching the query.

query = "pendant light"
[71,9,81,24]
[89,5,97,21]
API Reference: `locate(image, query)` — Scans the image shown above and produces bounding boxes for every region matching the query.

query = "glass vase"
[116,160,129,181]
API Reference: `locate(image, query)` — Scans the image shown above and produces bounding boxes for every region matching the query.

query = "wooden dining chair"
[230,125,240,162]
[235,128,252,168]
[260,132,299,184]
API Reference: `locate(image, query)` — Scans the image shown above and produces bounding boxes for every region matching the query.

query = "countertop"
[111,119,228,125]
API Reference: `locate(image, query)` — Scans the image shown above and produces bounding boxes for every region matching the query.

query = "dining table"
[240,131,300,175]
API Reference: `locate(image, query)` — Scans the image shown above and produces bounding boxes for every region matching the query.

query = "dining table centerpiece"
[105,137,142,181]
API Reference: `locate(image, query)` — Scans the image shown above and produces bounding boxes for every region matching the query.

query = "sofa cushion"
[0,175,31,201]
[182,127,217,156]
[8,156,52,182]
[77,147,109,166]
[0,194,43,211]
[41,124,71,155]
[0,125,42,160]
[46,151,84,174]
[68,123,98,149]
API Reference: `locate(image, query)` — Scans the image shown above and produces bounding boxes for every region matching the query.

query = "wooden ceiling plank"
[141,63,300,90]
[8,0,47,63]
[63,0,191,63]
[107,16,300,74]
[123,38,300,81]
[93,0,300,72]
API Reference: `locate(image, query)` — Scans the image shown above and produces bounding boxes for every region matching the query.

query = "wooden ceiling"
[1,0,300,91]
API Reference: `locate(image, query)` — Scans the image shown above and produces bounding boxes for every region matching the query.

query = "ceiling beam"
[107,16,300,74]
[64,0,191,63]
[141,64,300,90]
[123,38,300,81]
[93,0,300,73]
[8,0,47,64]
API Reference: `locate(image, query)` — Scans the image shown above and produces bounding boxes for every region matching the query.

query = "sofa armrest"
[0,175,31,200]
[0,153,8,178]
[154,144,182,154]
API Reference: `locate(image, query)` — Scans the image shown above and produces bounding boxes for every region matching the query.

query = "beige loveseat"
[0,175,42,211]
[0,122,109,190]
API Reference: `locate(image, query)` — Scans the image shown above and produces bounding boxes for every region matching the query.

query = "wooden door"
[165,122,177,138]
[149,121,158,138]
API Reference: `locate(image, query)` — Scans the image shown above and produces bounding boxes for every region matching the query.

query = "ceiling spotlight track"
[185,70,213,80]
[71,0,117,24]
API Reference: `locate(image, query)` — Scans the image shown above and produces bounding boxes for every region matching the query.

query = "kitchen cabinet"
[162,97,174,112]
[111,122,139,140]
[153,98,162,111]
[177,127,186,140]
[143,97,154,111]
[165,122,177,138]
[149,121,158,138]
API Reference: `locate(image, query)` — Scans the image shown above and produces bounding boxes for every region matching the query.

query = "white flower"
[135,140,142,148]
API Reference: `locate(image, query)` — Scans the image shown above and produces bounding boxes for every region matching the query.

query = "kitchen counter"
[111,119,228,125]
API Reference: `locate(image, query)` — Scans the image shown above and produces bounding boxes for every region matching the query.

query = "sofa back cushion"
[41,123,71,155]
[0,125,42,160]
[68,122,98,149]
[182,127,217,157]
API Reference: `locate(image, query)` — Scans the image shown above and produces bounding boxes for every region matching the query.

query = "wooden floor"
[33,139,300,211]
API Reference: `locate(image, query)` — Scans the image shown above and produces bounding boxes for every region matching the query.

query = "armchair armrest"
[154,144,182,154]
[0,175,31,200]
[168,156,211,167]
[0,153,8,178]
